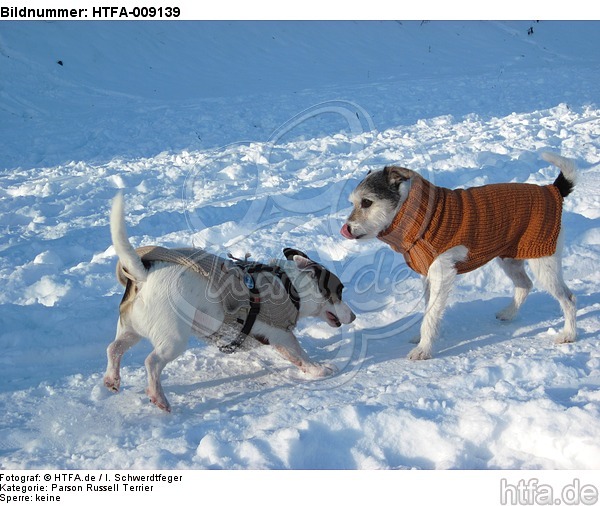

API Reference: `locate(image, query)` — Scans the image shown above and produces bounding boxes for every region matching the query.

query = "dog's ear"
[284,248,316,272]
[292,255,314,271]
[283,248,310,261]
[384,166,412,188]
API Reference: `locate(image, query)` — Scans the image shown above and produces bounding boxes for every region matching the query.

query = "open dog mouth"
[326,311,342,327]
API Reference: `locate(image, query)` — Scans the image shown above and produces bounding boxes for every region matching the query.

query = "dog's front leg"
[254,322,336,378]
[410,277,431,344]
[408,246,467,360]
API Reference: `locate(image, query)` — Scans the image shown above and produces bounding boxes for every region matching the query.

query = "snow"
[1,20,599,471]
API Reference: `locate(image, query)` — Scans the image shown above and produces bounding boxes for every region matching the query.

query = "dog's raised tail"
[110,192,148,283]
[542,152,577,198]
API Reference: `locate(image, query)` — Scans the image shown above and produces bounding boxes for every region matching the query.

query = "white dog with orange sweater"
[341,152,577,360]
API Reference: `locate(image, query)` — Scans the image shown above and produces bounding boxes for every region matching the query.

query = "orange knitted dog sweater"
[378,171,564,275]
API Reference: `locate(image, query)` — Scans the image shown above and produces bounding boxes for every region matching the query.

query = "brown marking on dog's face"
[283,248,345,304]
[383,166,413,186]
[283,247,356,326]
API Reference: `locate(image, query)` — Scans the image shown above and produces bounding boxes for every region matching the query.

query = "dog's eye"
[361,198,373,209]
[336,284,343,300]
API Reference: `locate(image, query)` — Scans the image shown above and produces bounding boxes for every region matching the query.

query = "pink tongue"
[340,223,354,239]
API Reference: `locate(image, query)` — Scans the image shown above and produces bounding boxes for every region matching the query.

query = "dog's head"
[283,248,356,327]
[340,166,413,240]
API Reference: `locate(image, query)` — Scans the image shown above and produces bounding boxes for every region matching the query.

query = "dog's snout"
[341,305,357,324]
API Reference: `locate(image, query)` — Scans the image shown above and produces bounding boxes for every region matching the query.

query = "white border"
[1,0,599,20]
[2,470,600,506]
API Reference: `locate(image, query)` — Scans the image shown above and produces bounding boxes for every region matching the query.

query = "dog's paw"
[496,305,517,321]
[103,374,120,393]
[146,388,171,413]
[303,362,338,378]
[149,396,171,413]
[554,333,576,345]
[407,347,432,361]
[409,335,421,344]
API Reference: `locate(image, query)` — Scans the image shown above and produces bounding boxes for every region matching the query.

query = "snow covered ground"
[0,20,599,470]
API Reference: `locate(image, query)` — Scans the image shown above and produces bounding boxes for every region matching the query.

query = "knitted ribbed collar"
[377,174,440,255]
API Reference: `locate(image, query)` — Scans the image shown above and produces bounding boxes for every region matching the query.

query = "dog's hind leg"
[144,335,188,413]
[528,250,576,344]
[104,319,143,393]
[408,246,468,360]
[496,258,533,321]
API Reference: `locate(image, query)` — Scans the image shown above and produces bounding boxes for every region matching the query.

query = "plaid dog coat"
[116,246,300,352]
